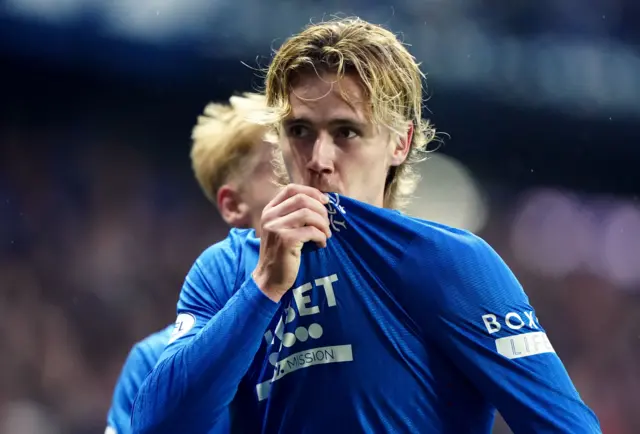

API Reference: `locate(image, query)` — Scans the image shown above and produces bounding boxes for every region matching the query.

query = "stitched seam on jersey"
[230,233,246,294]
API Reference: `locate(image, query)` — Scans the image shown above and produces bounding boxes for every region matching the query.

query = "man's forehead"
[287,73,369,122]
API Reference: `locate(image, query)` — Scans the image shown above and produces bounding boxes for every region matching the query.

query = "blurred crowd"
[0,122,228,433]
[1,120,639,434]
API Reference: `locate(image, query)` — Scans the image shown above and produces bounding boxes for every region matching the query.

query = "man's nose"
[307,130,335,175]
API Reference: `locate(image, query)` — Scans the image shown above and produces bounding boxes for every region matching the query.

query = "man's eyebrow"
[283,117,312,125]
[328,118,367,127]
[283,117,367,128]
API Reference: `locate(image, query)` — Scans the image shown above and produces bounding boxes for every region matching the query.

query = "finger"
[284,184,328,205]
[284,226,328,249]
[265,184,328,211]
[265,192,329,222]
[266,208,331,238]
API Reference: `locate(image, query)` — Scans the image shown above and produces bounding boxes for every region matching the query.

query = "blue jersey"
[106,325,230,434]
[132,195,601,434]
[106,326,173,434]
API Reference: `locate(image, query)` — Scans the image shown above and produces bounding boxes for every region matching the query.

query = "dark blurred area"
[0,1,639,433]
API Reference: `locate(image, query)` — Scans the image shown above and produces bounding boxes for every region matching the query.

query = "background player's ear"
[217,184,251,228]
[390,122,413,167]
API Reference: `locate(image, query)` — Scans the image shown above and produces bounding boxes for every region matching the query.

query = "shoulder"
[332,194,488,265]
[401,218,514,291]
[124,324,173,376]
[187,228,255,290]
[405,220,525,316]
[402,215,493,263]
[178,228,258,314]
[194,228,254,271]
[134,324,173,362]
[336,192,491,261]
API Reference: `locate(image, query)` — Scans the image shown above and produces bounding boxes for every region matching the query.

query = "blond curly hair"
[191,93,269,204]
[264,17,437,210]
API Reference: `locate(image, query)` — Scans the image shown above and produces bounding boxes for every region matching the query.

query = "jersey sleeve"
[404,230,602,434]
[106,342,154,434]
[131,236,280,434]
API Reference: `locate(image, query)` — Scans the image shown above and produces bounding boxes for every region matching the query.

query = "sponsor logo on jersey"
[255,273,353,401]
[480,311,556,359]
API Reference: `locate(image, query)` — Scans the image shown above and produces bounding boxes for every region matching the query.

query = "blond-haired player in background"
[133,17,601,434]
[105,93,278,434]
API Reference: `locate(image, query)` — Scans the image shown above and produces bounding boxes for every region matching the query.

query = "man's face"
[237,141,280,232]
[279,72,409,207]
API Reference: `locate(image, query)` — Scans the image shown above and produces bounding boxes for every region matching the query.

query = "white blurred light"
[574,205,607,276]
[404,153,488,233]
[510,189,590,278]
[103,0,223,41]
[4,0,84,23]
[601,204,640,287]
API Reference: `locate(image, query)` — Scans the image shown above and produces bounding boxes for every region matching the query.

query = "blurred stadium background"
[1,1,639,433]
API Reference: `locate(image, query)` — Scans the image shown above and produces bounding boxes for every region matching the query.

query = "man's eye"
[336,127,358,139]
[289,125,310,138]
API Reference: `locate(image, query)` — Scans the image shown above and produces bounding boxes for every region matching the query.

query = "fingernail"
[322,194,330,204]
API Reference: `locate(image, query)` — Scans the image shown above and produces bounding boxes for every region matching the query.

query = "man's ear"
[217,184,250,228]
[390,122,414,167]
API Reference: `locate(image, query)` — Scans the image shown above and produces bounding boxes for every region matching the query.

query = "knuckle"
[301,207,314,220]
[303,193,316,206]
[262,221,275,234]
[314,227,326,239]
[286,184,301,195]
[293,193,307,207]
[261,216,274,229]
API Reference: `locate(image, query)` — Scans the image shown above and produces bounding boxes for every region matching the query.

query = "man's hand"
[253,184,331,302]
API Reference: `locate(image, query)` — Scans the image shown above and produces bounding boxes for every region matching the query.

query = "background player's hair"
[264,17,437,210]
[191,92,268,204]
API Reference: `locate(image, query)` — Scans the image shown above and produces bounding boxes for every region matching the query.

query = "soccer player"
[105,93,278,434]
[132,18,602,433]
